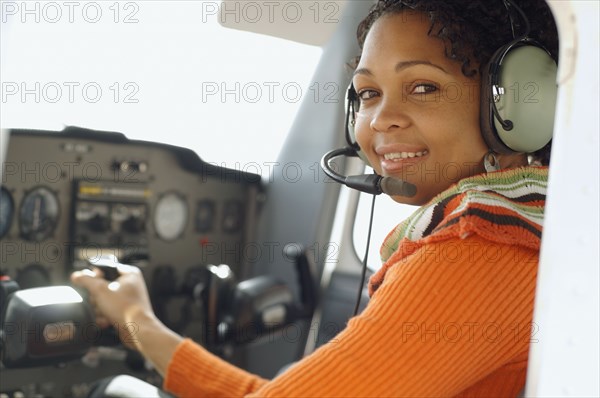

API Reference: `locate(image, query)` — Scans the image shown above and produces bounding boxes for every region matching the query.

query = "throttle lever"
[283,244,318,318]
[82,254,124,346]
[88,254,122,282]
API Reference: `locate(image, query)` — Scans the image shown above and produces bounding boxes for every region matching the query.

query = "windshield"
[1,1,322,177]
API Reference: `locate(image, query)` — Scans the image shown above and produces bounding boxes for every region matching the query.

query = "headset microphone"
[320,79,417,198]
[320,146,417,197]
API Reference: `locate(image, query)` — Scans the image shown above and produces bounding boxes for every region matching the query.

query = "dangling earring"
[484,151,501,172]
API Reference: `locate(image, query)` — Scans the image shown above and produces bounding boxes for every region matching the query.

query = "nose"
[369,97,411,133]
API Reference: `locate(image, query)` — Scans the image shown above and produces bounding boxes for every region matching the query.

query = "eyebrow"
[353,60,449,76]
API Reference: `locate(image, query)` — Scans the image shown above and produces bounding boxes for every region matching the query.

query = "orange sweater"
[164,167,547,397]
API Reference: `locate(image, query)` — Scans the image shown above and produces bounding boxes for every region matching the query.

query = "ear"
[496,152,529,169]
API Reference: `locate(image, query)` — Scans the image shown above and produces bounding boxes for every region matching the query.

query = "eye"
[412,83,438,94]
[357,89,379,101]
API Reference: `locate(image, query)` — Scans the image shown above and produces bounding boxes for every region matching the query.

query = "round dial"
[0,187,14,238]
[154,193,188,241]
[19,186,60,241]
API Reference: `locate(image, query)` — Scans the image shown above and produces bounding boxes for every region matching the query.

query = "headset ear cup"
[346,85,372,167]
[480,45,514,154]
[347,112,372,167]
[481,43,558,154]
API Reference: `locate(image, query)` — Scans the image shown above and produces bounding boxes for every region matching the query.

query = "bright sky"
[1,1,322,174]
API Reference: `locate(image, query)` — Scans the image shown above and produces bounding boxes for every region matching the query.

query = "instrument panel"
[1,126,262,289]
[0,127,263,396]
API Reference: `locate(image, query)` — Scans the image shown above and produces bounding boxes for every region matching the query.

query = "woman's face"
[354,12,489,205]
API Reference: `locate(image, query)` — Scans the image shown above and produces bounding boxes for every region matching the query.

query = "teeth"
[384,150,428,160]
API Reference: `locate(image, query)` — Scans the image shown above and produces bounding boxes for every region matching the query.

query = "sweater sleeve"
[164,234,538,397]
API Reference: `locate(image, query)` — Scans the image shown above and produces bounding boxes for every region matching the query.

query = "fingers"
[71,270,109,323]
[71,263,140,289]
[71,268,109,293]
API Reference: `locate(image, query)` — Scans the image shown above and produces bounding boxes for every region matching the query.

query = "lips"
[375,145,429,173]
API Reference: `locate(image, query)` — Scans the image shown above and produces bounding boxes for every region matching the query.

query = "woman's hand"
[70,263,156,349]
[71,263,183,376]
[71,264,182,375]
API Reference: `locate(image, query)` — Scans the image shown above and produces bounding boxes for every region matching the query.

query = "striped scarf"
[369,166,548,296]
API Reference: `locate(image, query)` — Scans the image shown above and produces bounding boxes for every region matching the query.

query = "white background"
[1,1,322,175]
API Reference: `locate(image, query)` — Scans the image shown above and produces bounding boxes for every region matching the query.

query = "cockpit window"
[1,1,322,178]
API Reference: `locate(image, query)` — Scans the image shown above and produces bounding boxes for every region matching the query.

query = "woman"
[72,0,558,396]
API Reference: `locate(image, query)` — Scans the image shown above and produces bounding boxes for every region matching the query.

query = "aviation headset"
[342,0,558,169]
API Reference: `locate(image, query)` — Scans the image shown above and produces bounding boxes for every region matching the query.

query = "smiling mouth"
[383,150,429,160]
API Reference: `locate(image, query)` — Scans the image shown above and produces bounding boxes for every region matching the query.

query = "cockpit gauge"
[154,192,188,241]
[76,201,110,233]
[196,199,216,233]
[19,186,60,241]
[222,200,244,233]
[0,187,14,238]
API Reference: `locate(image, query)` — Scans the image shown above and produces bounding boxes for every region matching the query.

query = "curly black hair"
[355,0,558,165]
